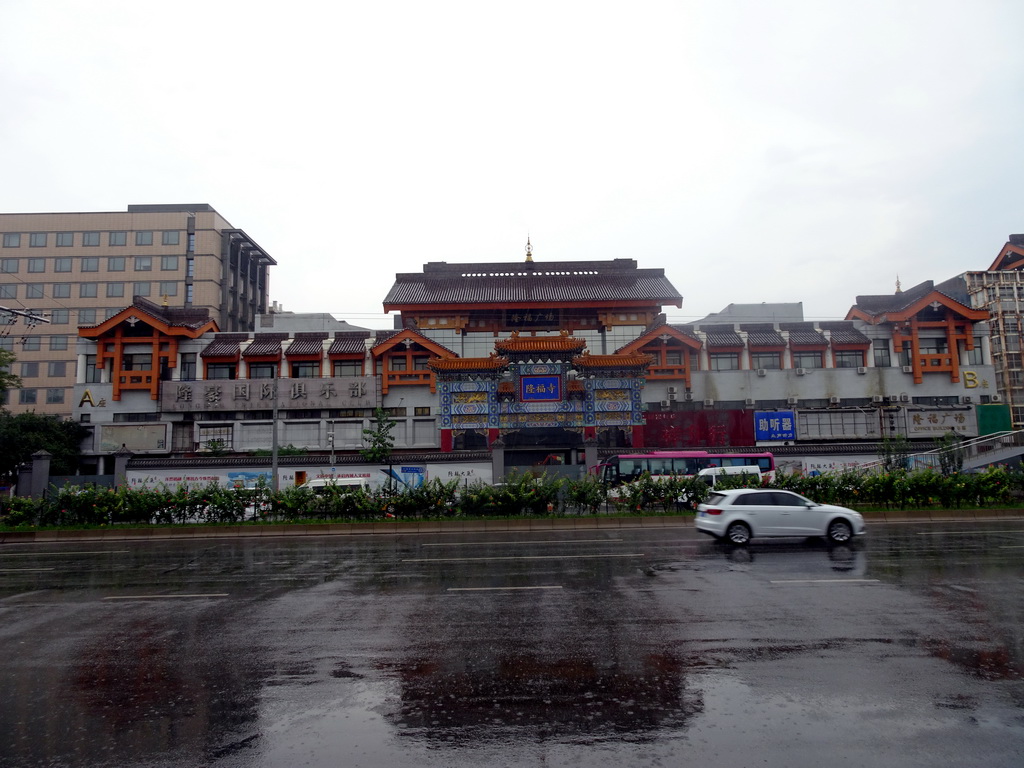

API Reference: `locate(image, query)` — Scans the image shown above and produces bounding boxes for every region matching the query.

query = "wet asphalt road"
[1,520,1024,768]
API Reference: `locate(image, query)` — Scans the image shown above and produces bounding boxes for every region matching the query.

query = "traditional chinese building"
[71,249,1007,479]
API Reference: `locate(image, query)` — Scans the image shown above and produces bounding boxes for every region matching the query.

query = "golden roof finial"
[895,275,902,294]
[162,294,169,306]
[525,236,533,262]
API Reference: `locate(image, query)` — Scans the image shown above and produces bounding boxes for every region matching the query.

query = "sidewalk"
[2,508,1023,543]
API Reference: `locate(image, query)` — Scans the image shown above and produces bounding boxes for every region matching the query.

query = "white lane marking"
[103,593,230,600]
[998,545,1024,549]
[916,530,1024,535]
[403,553,644,563]
[0,568,56,572]
[447,586,564,592]
[770,579,881,585]
[423,538,622,547]
[0,550,130,556]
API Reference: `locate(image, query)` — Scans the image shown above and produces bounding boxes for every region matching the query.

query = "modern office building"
[1,204,274,416]
[964,234,1024,427]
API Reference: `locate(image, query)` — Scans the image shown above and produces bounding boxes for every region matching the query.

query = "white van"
[696,465,763,487]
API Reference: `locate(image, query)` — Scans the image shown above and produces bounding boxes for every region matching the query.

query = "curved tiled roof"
[384,259,682,308]
[494,333,588,354]
[573,352,652,369]
[427,355,509,371]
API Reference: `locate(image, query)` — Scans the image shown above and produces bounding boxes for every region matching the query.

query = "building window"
[390,357,407,371]
[85,354,100,383]
[134,256,152,271]
[333,360,362,376]
[185,284,194,304]
[133,282,151,297]
[3,233,21,248]
[180,353,197,380]
[21,362,39,377]
[81,257,99,272]
[52,283,71,299]
[83,232,100,247]
[413,357,429,371]
[47,361,66,377]
[26,284,44,299]
[0,285,15,300]
[109,231,127,246]
[161,255,179,271]
[108,256,126,272]
[50,309,69,324]
[750,352,781,370]
[291,361,320,378]
[44,388,64,405]
[22,337,40,351]
[54,257,72,272]
[964,336,984,365]
[248,362,277,378]
[78,308,96,325]
[709,353,739,371]
[186,257,195,277]
[664,350,683,366]
[414,406,431,416]
[27,258,45,273]
[122,354,152,371]
[206,363,236,379]
[135,231,153,246]
[29,233,47,247]
[793,351,823,369]
[1,258,18,273]
[187,233,196,252]
[19,389,37,405]
[56,232,73,247]
[162,231,180,246]
[159,281,178,297]
[834,350,864,368]
[106,282,125,298]
[104,307,119,320]
[49,335,68,350]
[79,283,97,298]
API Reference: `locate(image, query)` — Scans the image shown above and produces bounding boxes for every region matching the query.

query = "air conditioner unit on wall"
[871,395,883,403]
[902,365,914,373]
[661,400,671,408]
[856,366,867,374]
[703,398,715,407]
[744,398,756,406]
[899,393,910,402]
[667,386,677,394]
[829,396,841,404]
[787,396,799,405]
[991,394,1003,403]
[796,368,807,376]
[963,396,972,404]
[683,391,693,401]
[756,369,767,377]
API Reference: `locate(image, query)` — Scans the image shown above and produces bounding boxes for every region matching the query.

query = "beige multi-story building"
[0,203,275,416]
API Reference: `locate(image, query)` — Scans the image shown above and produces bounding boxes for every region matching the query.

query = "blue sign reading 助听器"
[754,410,796,441]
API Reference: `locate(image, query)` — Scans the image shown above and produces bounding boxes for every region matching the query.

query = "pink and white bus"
[594,450,776,487]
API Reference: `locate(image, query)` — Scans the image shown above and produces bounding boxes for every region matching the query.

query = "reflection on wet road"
[2,520,1024,767]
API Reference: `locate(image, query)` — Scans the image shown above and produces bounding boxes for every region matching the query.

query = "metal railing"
[857,430,1024,473]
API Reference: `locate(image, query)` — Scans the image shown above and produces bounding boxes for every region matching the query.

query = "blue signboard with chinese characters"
[521,375,561,402]
[754,410,796,441]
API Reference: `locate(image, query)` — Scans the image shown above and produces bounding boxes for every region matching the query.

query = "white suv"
[695,488,866,545]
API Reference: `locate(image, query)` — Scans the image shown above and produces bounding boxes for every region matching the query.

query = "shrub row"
[1,466,1021,529]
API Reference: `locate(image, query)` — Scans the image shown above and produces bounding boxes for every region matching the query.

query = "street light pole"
[271,377,280,492]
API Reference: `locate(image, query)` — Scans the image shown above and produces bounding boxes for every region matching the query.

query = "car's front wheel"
[827,519,853,543]
[725,521,751,545]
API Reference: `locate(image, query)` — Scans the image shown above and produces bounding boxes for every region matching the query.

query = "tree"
[0,348,21,405]
[880,433,912,473]
[361,407,396,491]
[938,429,965,476]
[0,411,90,485]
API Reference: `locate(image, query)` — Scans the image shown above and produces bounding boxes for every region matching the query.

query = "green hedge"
[1,465,1022,529]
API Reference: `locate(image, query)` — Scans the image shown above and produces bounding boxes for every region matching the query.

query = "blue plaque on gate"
[520,375,561,402]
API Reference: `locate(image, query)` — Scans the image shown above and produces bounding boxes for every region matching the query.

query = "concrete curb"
[2,509,1022,543]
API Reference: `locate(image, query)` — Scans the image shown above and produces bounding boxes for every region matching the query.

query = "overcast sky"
[2,0,1023,328]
